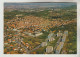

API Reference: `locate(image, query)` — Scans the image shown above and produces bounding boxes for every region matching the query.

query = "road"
[29,44,41,53]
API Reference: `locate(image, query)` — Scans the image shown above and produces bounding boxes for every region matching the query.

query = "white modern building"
[41,42,47,47]
[57,32,62,37]
[46,46,53,53]
[48,37,55,42]
[55,42,64,54]
[64,30,68,36]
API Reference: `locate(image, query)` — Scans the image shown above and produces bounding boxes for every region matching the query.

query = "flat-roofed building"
[41,42,47,47]
[64,30,68,36]
[48,33,54,38]
[57,32,62,37]
[48,37,55,42]
[55,42,64,54]
[62,34,66,42]
[35,32,43,37]
[46,46,53,53]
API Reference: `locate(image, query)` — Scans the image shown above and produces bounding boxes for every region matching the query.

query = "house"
[12,40,15,42]
[10,45,13,47]
[13,48,17,51]
[46,46,53,53]
[7,52,10,54]
[4,41,8,45]
[41,42,47,47]
[8,39,11,42]
[26,43,29,48]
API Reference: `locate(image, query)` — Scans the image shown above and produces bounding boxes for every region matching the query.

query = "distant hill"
[62,5,77,10]
[4,2,77,9]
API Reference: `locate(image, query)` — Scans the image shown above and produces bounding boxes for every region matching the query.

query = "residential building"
[64,30,68,36]
[41,42,47,47]
[62,34,66,42]
[55,42,64,54]
[57,32,62,37]
[46,46,53,53]
[48,37,55,42]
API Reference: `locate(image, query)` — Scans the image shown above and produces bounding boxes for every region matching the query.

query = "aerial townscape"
[4,2,77,54]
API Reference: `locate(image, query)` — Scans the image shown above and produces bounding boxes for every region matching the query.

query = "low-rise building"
[35,32,43,37]
[4,41,8,45]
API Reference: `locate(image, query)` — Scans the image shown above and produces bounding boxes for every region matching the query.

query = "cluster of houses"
[5,15,74,38]
[4,31,31,54]
[4,13,71,54]
[4,39,27,54]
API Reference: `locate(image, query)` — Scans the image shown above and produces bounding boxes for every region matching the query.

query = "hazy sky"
[4,2,76,7]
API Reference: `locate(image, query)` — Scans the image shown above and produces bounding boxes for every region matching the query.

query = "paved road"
[29,44,41,53]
